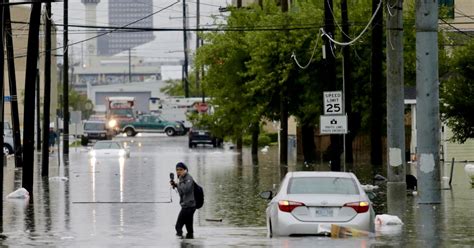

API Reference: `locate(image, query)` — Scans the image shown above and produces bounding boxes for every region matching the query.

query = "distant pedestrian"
[49,128,58,153]
[170,162,196,239]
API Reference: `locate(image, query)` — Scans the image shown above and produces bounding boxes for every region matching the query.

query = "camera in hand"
[170,172,175,180]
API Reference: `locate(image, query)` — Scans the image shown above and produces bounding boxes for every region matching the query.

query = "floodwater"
[0,135,473,247]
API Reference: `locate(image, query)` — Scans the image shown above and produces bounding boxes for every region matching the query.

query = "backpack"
[194,181,204,209]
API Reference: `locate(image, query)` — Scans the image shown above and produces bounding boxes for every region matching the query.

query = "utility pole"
[195,0,200,91]
[1,0,6,218]
[416,0,441,204]
[23,2,42,196]
[4,0,23,168]
[386,0,406,215]
[324,0,341,171]
[42,1,52,177]
[370,0,384,173]
[279,0,288,166]
[36,69,41,150]
[63,0,69,156]
[341,0,353,164]
[128,48,132,83]
[183,0,189,98]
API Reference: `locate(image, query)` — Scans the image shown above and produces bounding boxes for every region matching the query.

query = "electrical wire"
[320,0,382,46]
[291,30,322,69]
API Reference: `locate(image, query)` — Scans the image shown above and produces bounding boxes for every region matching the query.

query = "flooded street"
[1,135,473,247]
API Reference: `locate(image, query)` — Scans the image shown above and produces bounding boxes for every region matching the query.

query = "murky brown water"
[1,135,473,246]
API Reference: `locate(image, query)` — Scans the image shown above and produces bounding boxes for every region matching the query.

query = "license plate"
[314,208,333,217]
[199,132,205,135]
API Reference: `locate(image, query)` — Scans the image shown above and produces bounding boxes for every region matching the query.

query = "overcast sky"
[47,0,230,80]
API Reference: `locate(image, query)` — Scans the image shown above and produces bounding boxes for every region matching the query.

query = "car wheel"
[165,128,175,136]
[125,128,136,137]
[188,142,193,148]
[212,140,217,148]
[81,137,89,146]
[3,144,13,155]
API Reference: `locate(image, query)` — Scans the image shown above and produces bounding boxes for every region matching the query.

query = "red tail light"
[343,201,369,213]
[278,200,305,212]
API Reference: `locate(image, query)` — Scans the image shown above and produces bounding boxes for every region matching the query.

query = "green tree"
[441,39,474,143]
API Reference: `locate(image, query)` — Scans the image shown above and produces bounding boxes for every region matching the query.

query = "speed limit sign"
[324,91,343,115]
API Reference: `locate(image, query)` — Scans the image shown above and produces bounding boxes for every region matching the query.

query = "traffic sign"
[320,115,348,134]
[324,91,343,115]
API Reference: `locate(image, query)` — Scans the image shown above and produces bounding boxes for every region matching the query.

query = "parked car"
[89,140,130,158]
[4,122,14,155]
[188,126,223,148]
[117,114,185,137]
[81,120,114,146]
[260,171,375,237]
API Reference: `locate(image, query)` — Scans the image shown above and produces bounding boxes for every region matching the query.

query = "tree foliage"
[441,39,474,143]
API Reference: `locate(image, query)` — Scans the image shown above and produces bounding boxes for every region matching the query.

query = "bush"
[242,134,271,147]
[267,133,278,143]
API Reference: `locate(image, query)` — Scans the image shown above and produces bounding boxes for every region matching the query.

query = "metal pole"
[182,0,189,98]
[342,55,346,172]
[63,0,69,155]
[36,69,41,150]
[128,48,131,83]
[449,157,455,187]
[386,0,406,215]
[4,0,22,168]
[416,0,441,204]
[195,0,200,90]
[22,1,42,196]
[42,1,52,177]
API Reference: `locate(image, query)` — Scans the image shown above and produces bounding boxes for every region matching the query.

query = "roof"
[289,171,354,178]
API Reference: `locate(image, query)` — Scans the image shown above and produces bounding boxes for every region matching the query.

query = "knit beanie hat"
[176,162,188,171]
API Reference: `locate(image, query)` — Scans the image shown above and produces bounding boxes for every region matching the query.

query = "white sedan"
[260,171,375,237]
[89,141,130,158]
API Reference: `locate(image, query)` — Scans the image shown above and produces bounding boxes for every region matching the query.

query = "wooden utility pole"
[63,0,69,156]
[183,0,189,97]
[1,0,6,219]
[279,0,288,166]
[370,0,384,172]
[22,2,42,196]
[4,0,23,168]
[341,0,354,164]
[324,0,341,171]
[42,1,52,177]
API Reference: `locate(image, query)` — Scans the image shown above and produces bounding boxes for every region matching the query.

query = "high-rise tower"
[97,0,155,55]
[81,0,100,65]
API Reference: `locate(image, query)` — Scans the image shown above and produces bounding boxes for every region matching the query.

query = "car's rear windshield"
[288,177,359,195]
[84,122,106,130]
[93,142,121,149]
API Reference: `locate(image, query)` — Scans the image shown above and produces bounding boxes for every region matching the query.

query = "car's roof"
[288,171,354,178]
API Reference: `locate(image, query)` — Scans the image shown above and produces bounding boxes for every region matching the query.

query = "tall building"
[98,0,155,55]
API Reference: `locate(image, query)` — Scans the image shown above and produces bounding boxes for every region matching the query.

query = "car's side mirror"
[259,191,273,200]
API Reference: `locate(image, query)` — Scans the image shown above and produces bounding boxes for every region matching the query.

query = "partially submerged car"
[188,126,223,148]
[89,140,130,158]
[260,171,375,237]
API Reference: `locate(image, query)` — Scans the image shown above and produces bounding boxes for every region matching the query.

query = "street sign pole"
[322,90,347,171]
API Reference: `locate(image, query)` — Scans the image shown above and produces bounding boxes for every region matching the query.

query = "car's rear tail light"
[343,201,369,213]
[278,200,305,212]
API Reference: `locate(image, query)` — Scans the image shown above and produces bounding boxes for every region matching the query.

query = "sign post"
[321,91,347,171]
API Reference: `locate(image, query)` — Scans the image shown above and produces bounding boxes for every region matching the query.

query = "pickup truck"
[118,114,185,137]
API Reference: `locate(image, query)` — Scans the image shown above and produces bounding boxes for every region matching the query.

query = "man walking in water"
[170,162,196,239]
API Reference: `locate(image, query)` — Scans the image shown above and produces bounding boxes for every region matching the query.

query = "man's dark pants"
[175,207,196,236]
